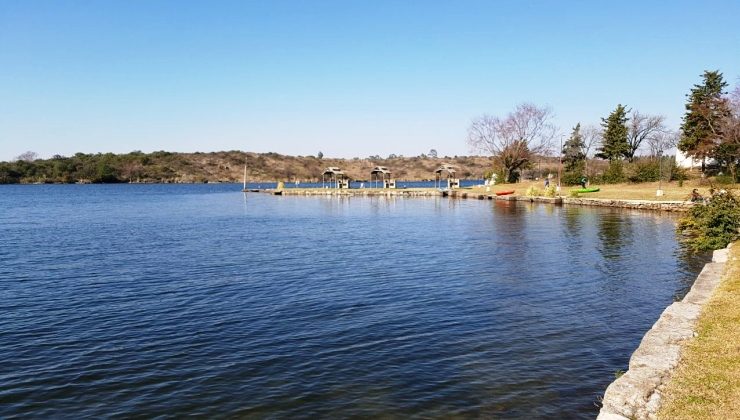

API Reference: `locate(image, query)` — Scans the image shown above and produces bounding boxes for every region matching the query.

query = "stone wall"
[276,188,443,197]
[259,188,696,212]
[563,197,694,212]
[597,245,731,420]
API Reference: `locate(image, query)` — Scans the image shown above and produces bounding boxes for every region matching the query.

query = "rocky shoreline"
[261,188,696,212]
[597,246,730,419]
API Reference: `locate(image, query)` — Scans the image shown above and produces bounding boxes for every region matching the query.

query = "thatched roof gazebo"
[370,166,394,188]
[434,164,460,189]
[434,164,456,176]
[322,167,349,189]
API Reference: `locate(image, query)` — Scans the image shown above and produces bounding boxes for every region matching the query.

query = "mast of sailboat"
[243,164,247,190]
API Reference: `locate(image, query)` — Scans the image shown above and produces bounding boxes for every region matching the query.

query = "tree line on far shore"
[0,150,496,184]
[467,70,740,185]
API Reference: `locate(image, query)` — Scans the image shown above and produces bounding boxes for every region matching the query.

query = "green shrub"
[525,186,542,197]
[600,160,625,184]
[628,160,660,182]
[525,185,557,197]
[678,191,740,251]
[715,174,736,185]
[483,167,507,184]
[562,171,584,186]
[670,162,689,181]
[569,190,581,197]
[0,164,21,184]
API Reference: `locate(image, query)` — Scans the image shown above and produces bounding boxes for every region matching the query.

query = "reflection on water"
[597,212,634,258]
[0,184,708,419]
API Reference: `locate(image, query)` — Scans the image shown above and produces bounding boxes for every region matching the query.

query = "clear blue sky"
[1,0,738,161]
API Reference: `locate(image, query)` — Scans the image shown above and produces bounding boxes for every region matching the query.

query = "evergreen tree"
[596,104,630,161]
[562,123,586,172]
[678,70,729,162]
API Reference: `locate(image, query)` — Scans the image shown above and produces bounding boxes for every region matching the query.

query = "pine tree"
[596,104,630,161]
[678,70,729,162]
[562,123,586,172]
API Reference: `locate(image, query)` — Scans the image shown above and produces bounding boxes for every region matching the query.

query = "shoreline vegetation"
[2,149,736,189]
[0,151,498,184]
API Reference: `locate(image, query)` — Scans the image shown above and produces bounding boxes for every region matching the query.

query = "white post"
[243,165,247,190]
[657,150,664,197]
[557,135,563,193]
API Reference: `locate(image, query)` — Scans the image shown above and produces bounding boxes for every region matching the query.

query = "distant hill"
[0,151,502,184]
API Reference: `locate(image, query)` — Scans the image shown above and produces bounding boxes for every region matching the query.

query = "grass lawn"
[466,180,739,201]
[657,244,740,419]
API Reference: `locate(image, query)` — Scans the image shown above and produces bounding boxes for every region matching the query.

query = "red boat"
[495,190,515,196]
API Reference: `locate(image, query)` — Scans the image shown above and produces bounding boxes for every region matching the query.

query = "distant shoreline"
[0,150,502,185]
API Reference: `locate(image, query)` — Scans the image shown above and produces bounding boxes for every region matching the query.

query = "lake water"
[0,184,707,418]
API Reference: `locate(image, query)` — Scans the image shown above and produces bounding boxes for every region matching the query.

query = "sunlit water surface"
[0,184,707,418]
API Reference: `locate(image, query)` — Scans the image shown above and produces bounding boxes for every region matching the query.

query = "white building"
[675,149,703,169]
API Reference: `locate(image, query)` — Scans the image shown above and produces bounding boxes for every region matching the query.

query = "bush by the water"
[678,191,740,251]
[628,160,661,182]
[590,158,688,184]
[484,166,520,183]
[483,167,507,184]
[561,171,584,186]
[525,185,542,197]
[525,185,557,197]
[596,161,625,184]
[670,164,689,182]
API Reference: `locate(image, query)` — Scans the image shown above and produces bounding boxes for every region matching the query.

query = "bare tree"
[626,111,666,161]
[581,125,601,158]
[730,82,740,114]
[578,125,601,176]
[467,103,557,182]
[14,151,38,162]
[646,130,679,157]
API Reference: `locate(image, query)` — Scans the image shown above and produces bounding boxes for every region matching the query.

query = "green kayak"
[574,187,600,193]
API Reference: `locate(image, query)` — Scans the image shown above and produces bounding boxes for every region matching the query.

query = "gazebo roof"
[434,164,457,175]
[370,166,392,175]
[323,167,345,176]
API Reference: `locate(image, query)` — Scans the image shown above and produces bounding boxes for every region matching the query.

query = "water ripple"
[0,184,708,418]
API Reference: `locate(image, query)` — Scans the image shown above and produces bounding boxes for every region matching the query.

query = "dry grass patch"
[658,243,740,419]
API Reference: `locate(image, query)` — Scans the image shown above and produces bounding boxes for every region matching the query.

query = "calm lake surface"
[0,184,707,418]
